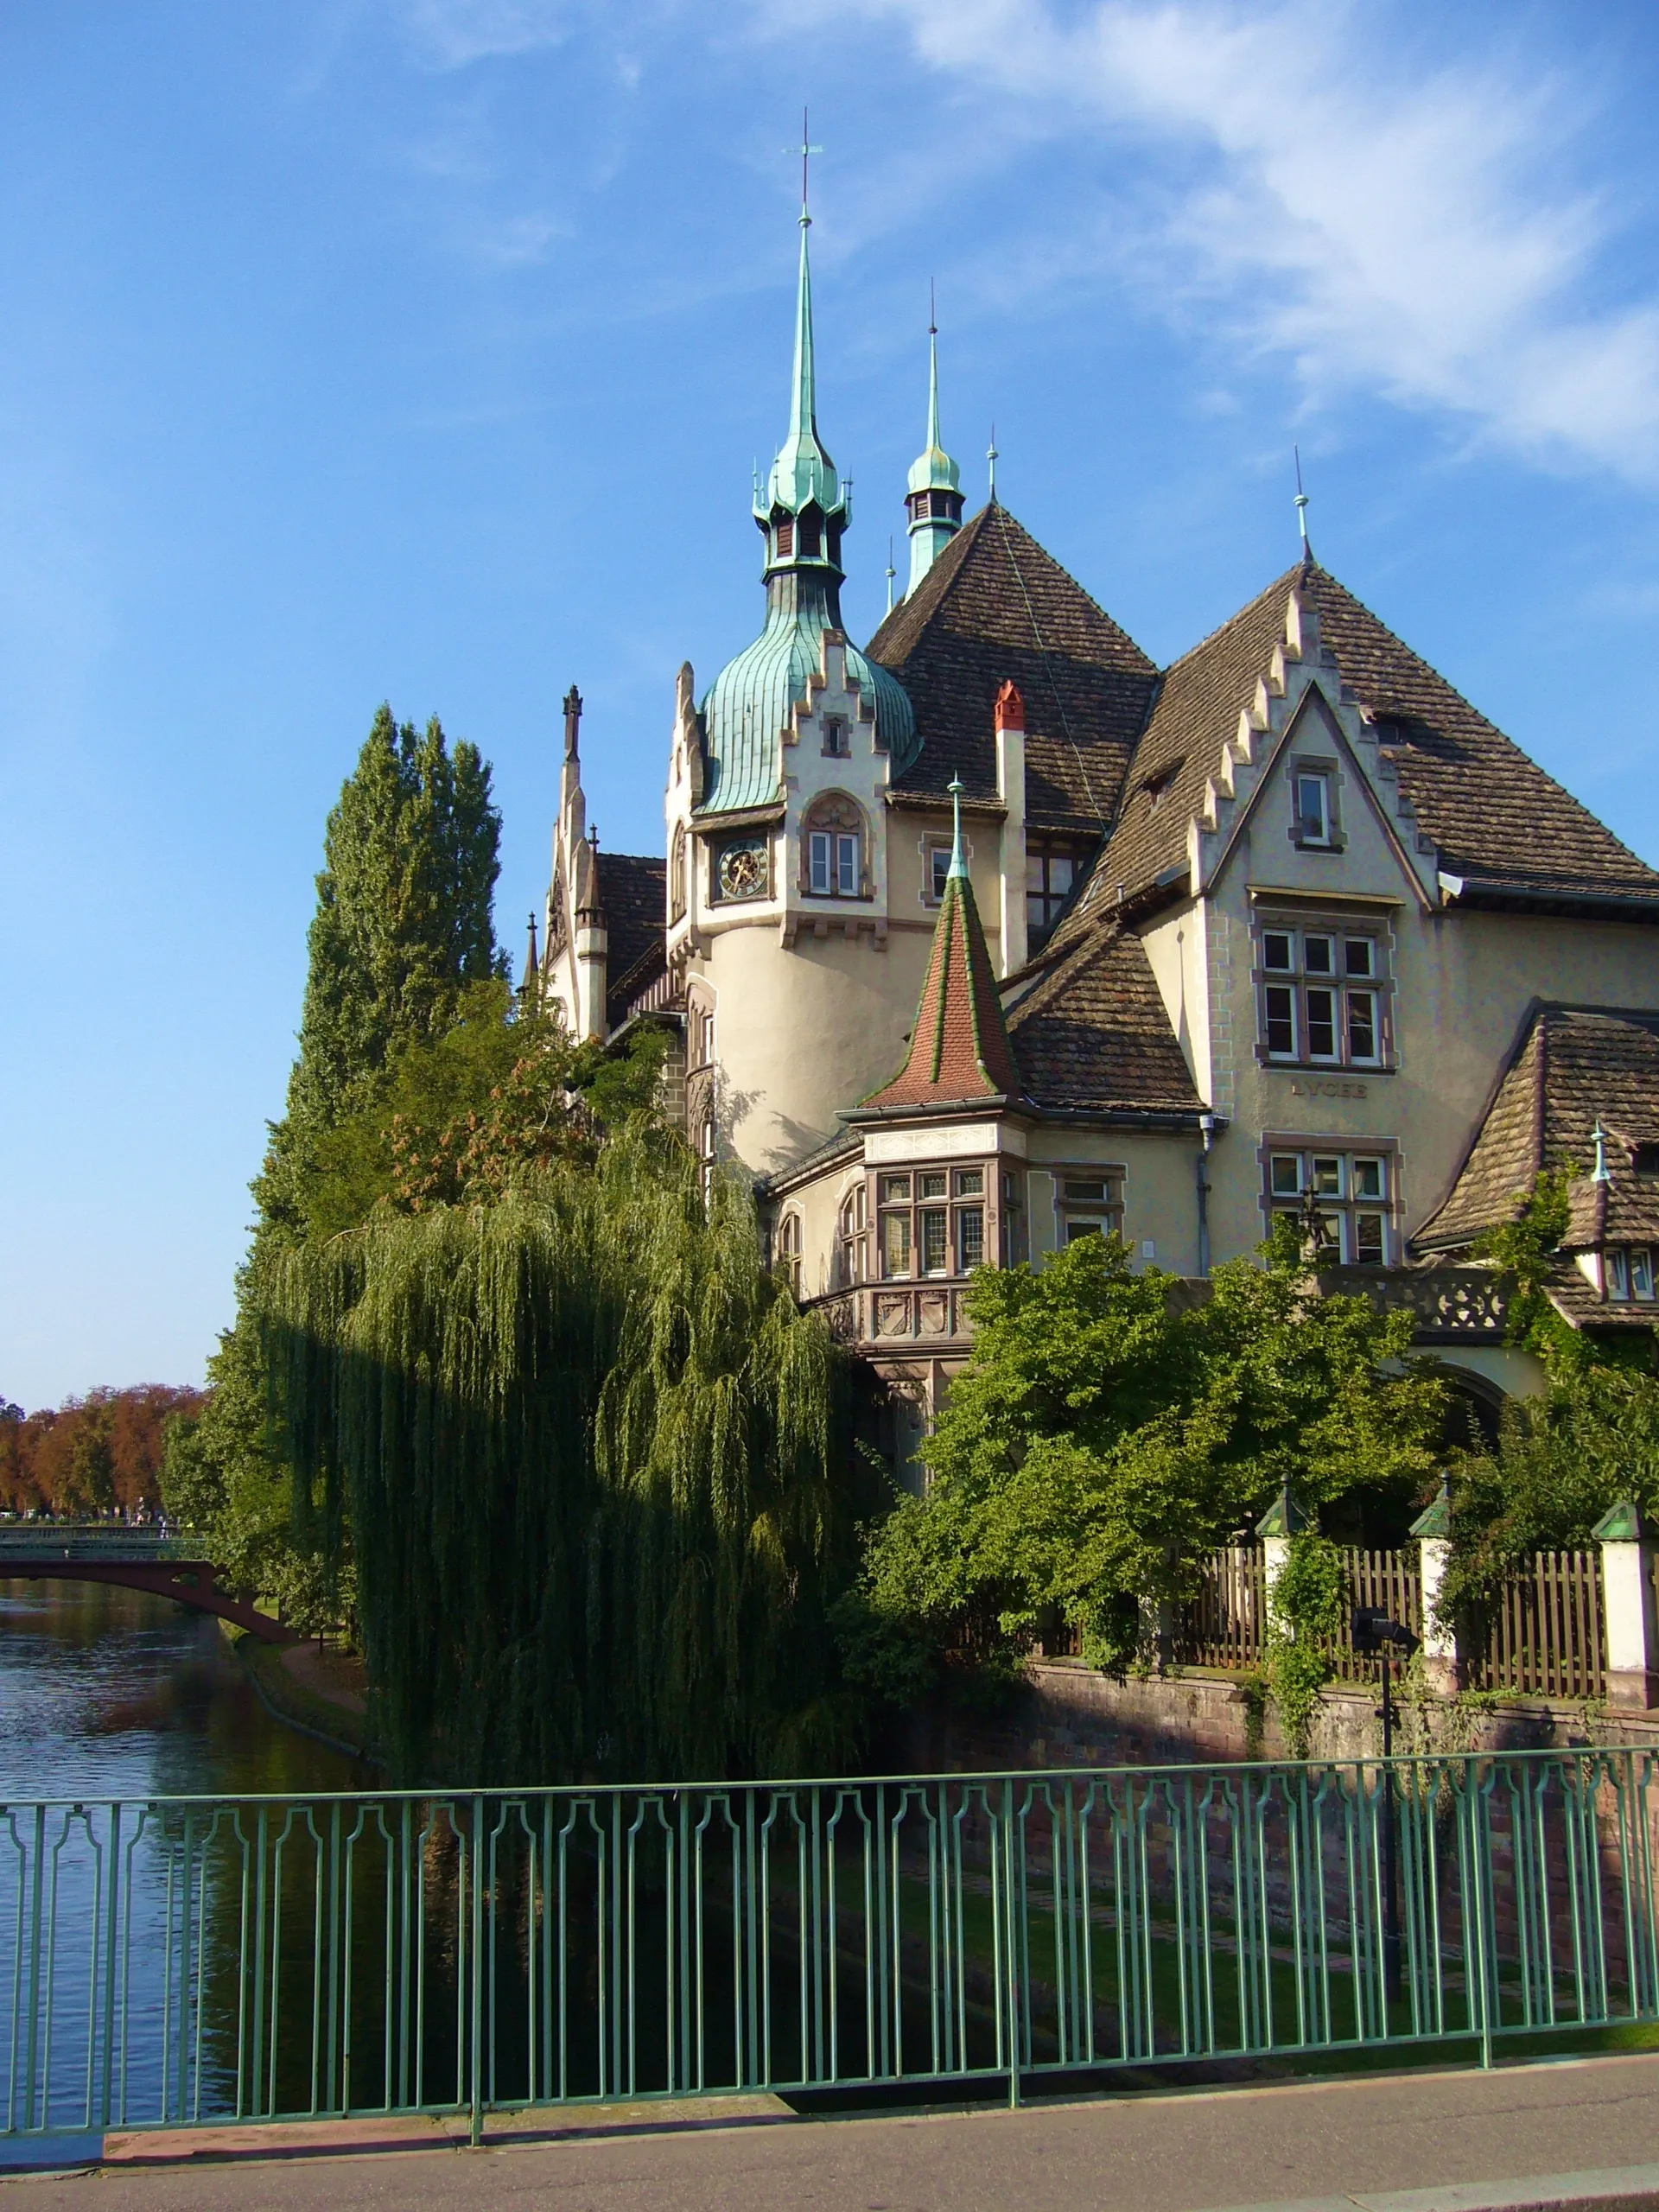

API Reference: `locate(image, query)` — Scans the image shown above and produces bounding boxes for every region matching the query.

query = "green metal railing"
[4,1747,1658,2143]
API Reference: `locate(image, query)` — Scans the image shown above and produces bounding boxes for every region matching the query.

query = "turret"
[904,321,962,596]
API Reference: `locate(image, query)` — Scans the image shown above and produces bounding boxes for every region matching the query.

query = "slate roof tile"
[1052,562,1659,955]
[868,505,1158,830]
[1416,1007,1659,1249]
[1005,923,1205,1114]
[862,864,1020,1109]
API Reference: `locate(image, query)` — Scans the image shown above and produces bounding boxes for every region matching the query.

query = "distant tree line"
[0,1386,205,1516]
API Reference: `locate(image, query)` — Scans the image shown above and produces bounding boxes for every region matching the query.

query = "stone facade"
[537,204,1659,1442]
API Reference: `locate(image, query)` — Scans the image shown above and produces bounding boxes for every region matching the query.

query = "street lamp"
[1351,1605,1421,2005]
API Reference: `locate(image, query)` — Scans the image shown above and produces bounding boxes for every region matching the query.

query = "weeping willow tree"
[264,1134,876,1785]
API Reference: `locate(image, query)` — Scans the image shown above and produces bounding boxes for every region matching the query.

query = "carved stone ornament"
[716,837,768,903]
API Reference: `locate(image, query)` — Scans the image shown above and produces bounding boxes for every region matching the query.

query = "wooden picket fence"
[1465,1548,1605,1702]
[1170,1542,1605,1701]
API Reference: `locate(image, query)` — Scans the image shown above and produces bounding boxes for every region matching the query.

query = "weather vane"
[987,422,999,501]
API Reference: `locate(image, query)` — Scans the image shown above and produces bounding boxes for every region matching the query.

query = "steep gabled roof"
[868,504,1158,829]
[1005,923,1205,1115]
[1055,561,1659,950]
[594,851,665,989]
[860,857,1020,1110]
[1415,1006,1659,1250]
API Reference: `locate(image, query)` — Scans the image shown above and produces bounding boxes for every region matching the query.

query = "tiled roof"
[595,850,664,1003]
[868,504,1158,828]
[1561,1173,1659,1249]
[861,862,1020,1109]
[1055,561,1659,950]
[1415,1007,1659,1249]
[1545,1262,1659,1332]
[1005,923,1205,1115]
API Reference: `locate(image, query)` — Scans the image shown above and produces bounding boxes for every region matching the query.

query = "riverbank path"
[8,2051,1659,2210]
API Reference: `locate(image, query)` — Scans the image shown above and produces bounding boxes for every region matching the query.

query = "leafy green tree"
[263,1135,878,1784]
[192,704,511,1625]
[1441,1365,1659,1622]
[841,1224,1445,1694]
[258,707,505,1239]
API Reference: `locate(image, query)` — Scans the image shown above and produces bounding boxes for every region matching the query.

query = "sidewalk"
[8,2052,1659,2211]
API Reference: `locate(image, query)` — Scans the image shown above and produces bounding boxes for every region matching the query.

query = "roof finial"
[987,423,999,503]
[785,106,823,226]
[886,534,896,613]
[1592,1120,1612,1185]
[1294,444,1313,564]
[563,683,582,761]
[947,773,967,882]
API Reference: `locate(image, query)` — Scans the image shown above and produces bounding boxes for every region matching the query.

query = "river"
[0,1578,361,1804]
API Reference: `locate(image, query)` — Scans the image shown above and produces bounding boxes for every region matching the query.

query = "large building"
[539,198,1659,1469]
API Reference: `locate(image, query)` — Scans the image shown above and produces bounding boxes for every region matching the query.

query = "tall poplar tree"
[258,707,505,1237]
[167,707,506,1629]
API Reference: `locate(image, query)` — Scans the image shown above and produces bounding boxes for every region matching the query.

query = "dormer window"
[1608,1249,1656,1302]
[1294,769,1334,848]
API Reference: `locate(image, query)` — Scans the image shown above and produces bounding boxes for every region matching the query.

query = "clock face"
[718,841,767,901]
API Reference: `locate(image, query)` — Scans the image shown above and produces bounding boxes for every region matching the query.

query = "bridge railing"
[3,1746,1657,2142]
[0,1527,205,1563]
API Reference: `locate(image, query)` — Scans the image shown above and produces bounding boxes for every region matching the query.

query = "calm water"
[0,1578,360,1804]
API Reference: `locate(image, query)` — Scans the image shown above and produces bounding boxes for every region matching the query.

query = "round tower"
[663,190,936,1182]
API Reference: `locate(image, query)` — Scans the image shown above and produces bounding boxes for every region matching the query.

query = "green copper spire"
[947,773,968,881]
[757,155,846,551]
[696,169,917,815]
[905,302,963,596]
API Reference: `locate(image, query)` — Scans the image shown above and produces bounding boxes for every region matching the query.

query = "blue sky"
[3,0,1659,1407]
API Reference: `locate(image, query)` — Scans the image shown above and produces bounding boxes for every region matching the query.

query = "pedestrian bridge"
[0,1523,298,1643]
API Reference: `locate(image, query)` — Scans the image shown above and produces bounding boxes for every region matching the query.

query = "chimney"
[995,681,1027,977]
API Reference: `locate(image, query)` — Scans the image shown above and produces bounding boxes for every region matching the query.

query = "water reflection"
[0,1580,361,1805]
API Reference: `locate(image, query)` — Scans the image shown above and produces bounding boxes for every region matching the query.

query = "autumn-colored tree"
[0,1386,205,1515]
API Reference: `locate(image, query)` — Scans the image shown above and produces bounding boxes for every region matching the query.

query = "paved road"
[8,2054,1659,2211]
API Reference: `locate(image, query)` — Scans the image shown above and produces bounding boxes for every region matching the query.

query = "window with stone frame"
[1262,1142,1396,1266]
[821,715,850,759]
[874,1165,988,1281]
[1055,1170,1124,1245]
[776,1210,803,1296]
[802,792,868,899]
[836,1184,868,1287]
[1290,761,1340,849]
[1256,917,1390,1070]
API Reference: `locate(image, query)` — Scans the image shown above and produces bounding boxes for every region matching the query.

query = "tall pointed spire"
[861,782,1020,1109]
[904,294,963,596]
[760,112,844,545]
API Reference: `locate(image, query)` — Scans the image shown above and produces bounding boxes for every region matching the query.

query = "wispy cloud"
[397,0,578,69]
[766,0,1659,482]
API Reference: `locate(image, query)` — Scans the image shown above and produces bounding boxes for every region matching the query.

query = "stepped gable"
[1057,561,1659,950]
[1005,923,1204,1115]
[1055,569,1295,946]
[861,855,1021,1110]
[1415,1006,1659,1250]
[1308,569,1659,907]
[868,504,1158,830]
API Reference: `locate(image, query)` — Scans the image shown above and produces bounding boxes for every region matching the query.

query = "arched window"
[777,1211,803,1297]
[836,1184,868,1287]
[670,824,687,924]
[801,792,868,899]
